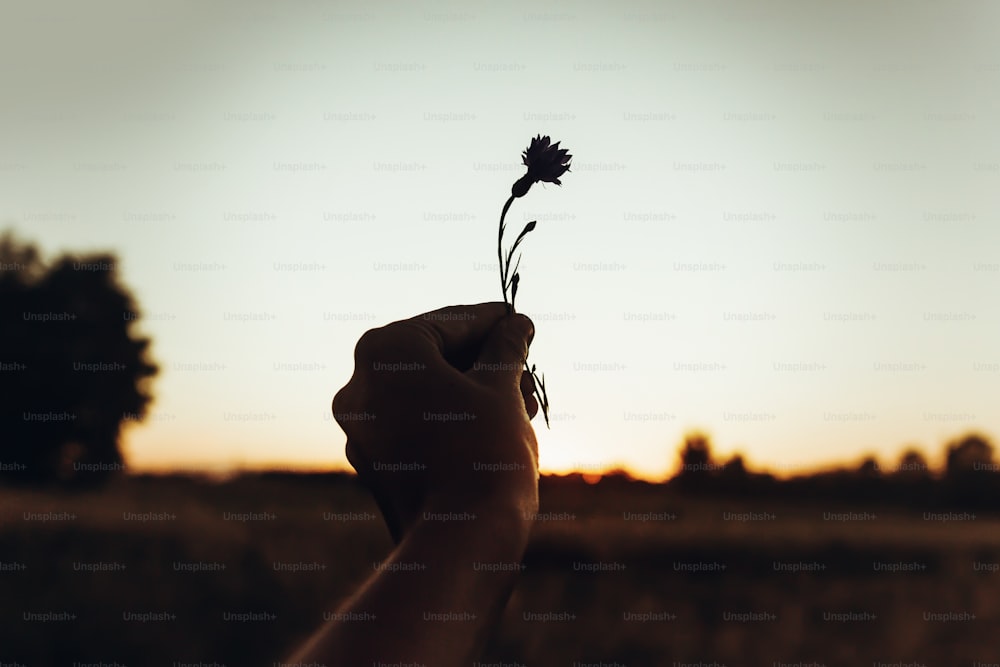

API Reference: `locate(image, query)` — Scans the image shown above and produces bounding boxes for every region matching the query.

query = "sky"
[1,0,998,480]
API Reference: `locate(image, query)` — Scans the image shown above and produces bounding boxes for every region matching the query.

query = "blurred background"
[1,0,998,664]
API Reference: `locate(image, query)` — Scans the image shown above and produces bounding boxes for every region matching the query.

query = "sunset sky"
[1,0,997,480]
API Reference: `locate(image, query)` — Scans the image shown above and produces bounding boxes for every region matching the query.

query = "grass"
[2,472,998,665]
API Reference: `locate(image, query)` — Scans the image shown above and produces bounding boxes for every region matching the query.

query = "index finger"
[408,301,510,348]
[403,302,512,371]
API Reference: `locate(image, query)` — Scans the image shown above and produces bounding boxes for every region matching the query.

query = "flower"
[491,135,571,429]
[511,134,572,198]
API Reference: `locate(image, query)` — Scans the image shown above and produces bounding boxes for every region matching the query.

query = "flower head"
[511,134,572,198]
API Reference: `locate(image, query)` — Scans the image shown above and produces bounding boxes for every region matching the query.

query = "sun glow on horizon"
[121,421,979,484]
[4,1,997,484]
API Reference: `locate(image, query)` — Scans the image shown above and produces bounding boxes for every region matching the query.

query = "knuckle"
[344,440,365,474]
[332,386,358,431]
[352,329,378,362]
[332,388,346,420]
[353,325,390,364]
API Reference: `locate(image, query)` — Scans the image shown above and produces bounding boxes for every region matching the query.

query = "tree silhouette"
[674,431,715,492]
[0,232,158,485]
[856,455,880,479]
[944,433,994,477]
[717,453,751,495]
[895,448,931,479]
[942,433,997,508]
[721,453,745,475]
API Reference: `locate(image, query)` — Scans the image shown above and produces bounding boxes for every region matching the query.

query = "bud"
[511,174,533,198]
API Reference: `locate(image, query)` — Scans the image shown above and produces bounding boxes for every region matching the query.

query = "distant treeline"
[224,430,1000,512]
[547,431,1000,511]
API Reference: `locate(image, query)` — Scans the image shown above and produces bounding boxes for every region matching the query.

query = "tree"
[944,433,995,477]
[0,232,158,485]
[674,431,715,492]
[716,453,751,495]
[856,455,880,479]
[943,433,997,509]
[895,448,931,479]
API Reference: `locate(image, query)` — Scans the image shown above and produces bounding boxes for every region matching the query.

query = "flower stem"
[496,193,550,429]
[498,195,515,313]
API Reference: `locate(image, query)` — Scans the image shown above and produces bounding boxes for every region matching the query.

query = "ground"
[1,473,997,665]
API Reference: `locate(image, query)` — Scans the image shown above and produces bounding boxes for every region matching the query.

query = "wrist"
[420,495,536,555]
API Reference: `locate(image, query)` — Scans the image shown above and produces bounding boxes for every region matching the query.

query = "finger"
[521,389,538,419]
[524,391,539,420]
[519,369,539,418]
[396,302,514,371]
[346,440,408,544]
[344,439,370,480]
[407,301,509,347]
[332,387,360,439]
[366,476,406,544]
[519,368,535,396]
[466,313,535,390]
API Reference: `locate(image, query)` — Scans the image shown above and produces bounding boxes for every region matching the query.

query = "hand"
[332,302,540,543]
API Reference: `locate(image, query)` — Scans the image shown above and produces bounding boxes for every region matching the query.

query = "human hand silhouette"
[332,302,540,543]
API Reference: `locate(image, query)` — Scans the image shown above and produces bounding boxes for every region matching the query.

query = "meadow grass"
[2,473,998,665]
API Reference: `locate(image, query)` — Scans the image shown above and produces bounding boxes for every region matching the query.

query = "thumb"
[468,313,534,389]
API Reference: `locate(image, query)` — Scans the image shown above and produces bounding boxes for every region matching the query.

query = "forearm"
[286,504,532,667]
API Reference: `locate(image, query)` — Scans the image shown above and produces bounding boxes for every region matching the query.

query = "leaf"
[505,252,521,293]
[509,253,522,287]
[510,272,520,306]
[509,220,537,257]
[527,362,551,429]
[536,375,551,429]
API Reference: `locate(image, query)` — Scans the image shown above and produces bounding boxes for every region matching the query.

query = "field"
[2,472,999,666]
